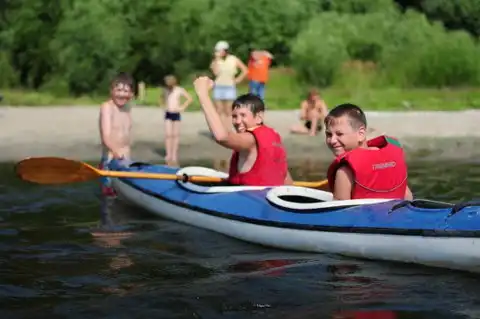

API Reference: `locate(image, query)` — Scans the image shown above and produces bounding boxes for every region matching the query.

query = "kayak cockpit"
[175,166,394,210]
[266,187,459,212]
[176,166,269,193]
[265,186,393,211]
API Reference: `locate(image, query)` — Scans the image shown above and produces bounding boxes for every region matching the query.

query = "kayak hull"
[110,161,480,273]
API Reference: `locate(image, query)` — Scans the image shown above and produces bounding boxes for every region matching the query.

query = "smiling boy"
[324,103,413,200]
[193,76,293,186]
[98,72,134,196]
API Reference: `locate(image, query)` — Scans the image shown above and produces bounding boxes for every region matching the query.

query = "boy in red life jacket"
[193,76,293,186]
[324,103,413,200]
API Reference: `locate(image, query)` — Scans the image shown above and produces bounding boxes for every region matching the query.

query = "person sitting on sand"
[324,103,413,201]
[98,72,134,196]
[193,76,293,186]
[290,89,328,136]
[161,74,193,166]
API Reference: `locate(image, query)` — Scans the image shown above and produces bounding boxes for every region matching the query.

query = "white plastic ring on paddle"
[176,166,268,193]
[266,186,392,210]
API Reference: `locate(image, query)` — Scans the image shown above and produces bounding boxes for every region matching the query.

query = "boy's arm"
[333,166,354,200]
[262,50,274,59]
[234,57,248,84]
[405,185,413,200]
[210,59,220,76]
[179,88,193,111]
[318,100,328,118]
[299,101,308,120]
[159,88,166,108]
[252,50,274,60]
[284,170,294,185]
[99,103,122,158]
[194,77,256,151]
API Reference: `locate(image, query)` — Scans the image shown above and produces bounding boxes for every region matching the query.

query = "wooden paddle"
[15,157,328,188]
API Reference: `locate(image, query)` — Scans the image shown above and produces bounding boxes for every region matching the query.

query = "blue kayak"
[109,160,480,273]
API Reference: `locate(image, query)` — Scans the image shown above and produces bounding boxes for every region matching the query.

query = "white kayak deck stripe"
[176,166,394,210]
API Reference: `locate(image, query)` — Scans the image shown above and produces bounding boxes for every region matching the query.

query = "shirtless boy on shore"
[98,72,134,196]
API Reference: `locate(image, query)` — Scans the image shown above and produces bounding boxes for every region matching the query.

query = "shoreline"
[1,107,479,163]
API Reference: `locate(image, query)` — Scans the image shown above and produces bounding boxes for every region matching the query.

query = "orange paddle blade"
[14,157,227,185]
[15,157,101,184]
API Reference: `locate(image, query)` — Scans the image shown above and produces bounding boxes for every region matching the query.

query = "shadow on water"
[1,159,480,318]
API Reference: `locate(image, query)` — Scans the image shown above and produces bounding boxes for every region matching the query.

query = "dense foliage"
[1,0,479,95]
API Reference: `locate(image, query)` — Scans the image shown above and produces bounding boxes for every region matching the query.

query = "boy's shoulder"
[99,101,112,116]
[176,86,187,93]
[100,100,113,109]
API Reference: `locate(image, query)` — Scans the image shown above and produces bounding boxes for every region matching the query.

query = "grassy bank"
[2,68,480,110]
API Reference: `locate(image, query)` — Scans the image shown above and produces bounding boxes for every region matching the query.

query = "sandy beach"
[1,106,479,164]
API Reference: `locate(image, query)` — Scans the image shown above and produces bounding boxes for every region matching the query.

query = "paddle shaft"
[15,156,329,188]
[100,170,327,187]
[101,170,226,183]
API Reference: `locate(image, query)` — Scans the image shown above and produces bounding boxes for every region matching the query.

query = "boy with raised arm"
[193,76,293,186]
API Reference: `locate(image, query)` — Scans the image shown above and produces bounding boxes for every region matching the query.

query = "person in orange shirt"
[247,48,273,100]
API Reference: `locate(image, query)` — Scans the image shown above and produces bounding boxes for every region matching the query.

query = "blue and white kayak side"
[110,161,480,273]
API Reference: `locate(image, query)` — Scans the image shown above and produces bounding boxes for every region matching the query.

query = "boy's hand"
[112,151,124,160]
[193,76,214,97]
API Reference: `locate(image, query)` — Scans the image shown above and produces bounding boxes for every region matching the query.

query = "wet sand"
[1,106,479,164]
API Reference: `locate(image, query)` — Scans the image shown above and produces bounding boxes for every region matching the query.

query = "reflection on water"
[91,200,135,272]
[0,159,480,318]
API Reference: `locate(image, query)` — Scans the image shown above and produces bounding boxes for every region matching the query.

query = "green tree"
[319,0,399,13]
[421,0,480,36]
[4,0,63,88]
[124,0,177,85]
[50,0,130,95]
[166,0,213,79]
[198,0,318,65]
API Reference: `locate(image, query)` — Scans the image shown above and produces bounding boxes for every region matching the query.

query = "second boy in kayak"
[324,103,413,200]
[193,76,293,186]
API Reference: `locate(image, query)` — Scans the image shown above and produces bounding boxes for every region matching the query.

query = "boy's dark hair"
[111,72,134,90]
[324,103,367,130]
[232,93,265,115]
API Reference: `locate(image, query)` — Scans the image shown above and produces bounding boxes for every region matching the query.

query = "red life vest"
[228,125,288,186]
[327,135,408,199]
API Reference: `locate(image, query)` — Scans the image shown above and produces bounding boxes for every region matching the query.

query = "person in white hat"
[210,40,248,131]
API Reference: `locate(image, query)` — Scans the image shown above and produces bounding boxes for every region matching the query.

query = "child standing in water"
[98,72,135,197]
[161,75,193,166]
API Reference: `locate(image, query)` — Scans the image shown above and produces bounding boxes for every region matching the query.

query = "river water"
[1,159,480,319]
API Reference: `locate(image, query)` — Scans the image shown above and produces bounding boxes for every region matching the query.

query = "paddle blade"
[15,157,100,185]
